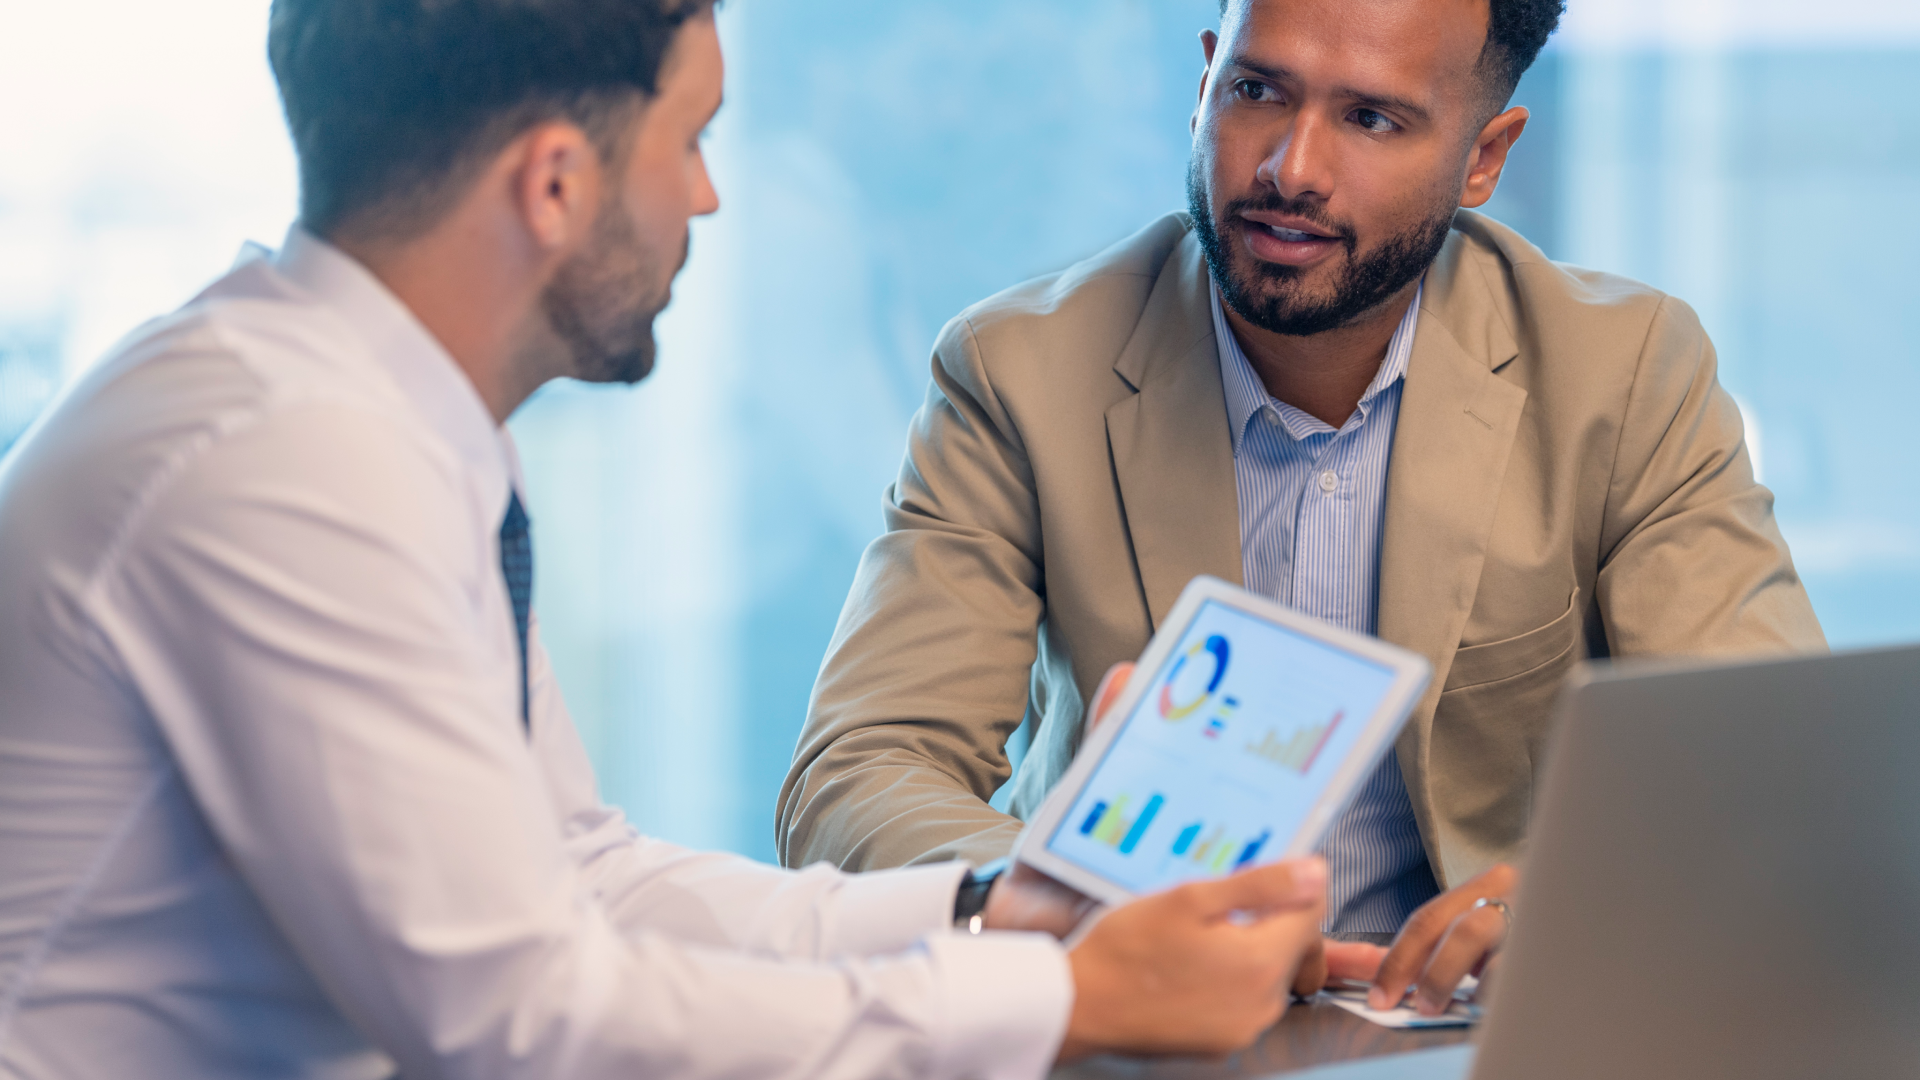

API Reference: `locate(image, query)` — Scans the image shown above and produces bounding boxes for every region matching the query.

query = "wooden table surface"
[1055,994,1474,1079]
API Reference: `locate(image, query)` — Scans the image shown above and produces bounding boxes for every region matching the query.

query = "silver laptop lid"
[1472,645,1920,1080]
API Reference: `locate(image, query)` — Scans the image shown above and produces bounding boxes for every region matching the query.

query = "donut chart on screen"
[1048,599,1399,895]
[1158,634,1230,720]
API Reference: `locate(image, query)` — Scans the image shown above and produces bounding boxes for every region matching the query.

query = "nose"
[692,148,721,218]
[1254,109,1334,203]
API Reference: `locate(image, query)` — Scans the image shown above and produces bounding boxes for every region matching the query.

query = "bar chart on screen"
[1045,598,1401,894]
[1077,792,1165,856]
[1243,710,1343,774]
[1170,820,1272,872]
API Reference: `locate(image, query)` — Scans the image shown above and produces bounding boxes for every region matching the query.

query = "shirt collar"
[1211,278,1422,454]
[269,226,522,511]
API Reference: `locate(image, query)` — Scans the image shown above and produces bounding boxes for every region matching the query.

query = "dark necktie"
[499,491,533,731]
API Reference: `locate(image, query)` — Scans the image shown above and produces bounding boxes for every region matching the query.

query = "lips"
[1238,215,1343,268]
[1261,223,1324,243]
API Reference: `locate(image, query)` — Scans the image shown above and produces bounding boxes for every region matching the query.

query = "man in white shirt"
[0,1,1350,1077]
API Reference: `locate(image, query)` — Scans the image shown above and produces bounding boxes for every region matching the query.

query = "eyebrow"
[1222,52,1433,126]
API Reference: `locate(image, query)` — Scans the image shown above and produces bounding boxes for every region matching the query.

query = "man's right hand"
[989,660,1329,1059]
[1054,856,1327,1061]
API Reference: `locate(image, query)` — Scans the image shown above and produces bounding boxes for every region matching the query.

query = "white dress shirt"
[0,229,1071,1080]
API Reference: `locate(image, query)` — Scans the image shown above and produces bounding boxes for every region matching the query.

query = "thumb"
[1324,941,1387,983]
[1087,662,1135,731]
[1182,856,1326,920]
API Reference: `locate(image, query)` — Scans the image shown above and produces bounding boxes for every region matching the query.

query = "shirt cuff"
[818,861,969,958]
[924,930,1074,1080]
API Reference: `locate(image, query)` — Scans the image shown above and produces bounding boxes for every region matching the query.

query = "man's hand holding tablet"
[1054,854,1329,1060]
[969,576,1522,1056]
[973,661,1334,1060]
[1013,579,1431,909]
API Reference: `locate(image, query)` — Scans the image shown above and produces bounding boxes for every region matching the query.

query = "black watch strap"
[953,857,1010,928]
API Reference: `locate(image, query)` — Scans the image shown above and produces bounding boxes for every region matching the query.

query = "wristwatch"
[953,857,1010,932]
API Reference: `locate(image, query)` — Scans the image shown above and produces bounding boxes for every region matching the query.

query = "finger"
[1242,905,1326,1012]
[1369,897,1464,1008]
[1087,662,1135,730]
[1367,863,1513,1009]
[1291,936,1328,997]
[1468,952,1500,1002]
[1323,941,1387,983]
[1181,856,1325,920]
[1413,907,1505,1015]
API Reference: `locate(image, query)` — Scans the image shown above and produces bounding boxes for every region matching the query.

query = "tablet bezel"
[1012,574,1432,908]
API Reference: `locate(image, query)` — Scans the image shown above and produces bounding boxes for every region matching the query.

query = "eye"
[1351,108,1397,134]
[1233,79,1280,104]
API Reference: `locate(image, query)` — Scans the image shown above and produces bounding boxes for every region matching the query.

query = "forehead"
[656,15,724,114]
[1221,0,1488,101]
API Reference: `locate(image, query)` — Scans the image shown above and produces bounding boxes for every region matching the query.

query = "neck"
[1222,280,1419,429]
[330,211,551,425]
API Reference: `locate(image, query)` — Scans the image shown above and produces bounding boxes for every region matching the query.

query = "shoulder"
[1430,213,1712,415]
[2,268,470,603]
[1444,211,1697,363]
[935,213,1194,375]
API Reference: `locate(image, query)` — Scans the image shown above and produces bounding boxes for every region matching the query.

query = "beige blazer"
[777,210,1824,889]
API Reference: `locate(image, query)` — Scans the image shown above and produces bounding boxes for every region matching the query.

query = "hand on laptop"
[1367,863,1518,1015]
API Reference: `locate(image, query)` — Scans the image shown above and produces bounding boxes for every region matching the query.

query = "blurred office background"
[3,0,1917,859]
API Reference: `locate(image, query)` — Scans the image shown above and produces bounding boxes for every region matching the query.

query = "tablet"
[1013,575,1431,907]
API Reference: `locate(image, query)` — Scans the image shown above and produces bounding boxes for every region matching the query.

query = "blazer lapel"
[1106,230,1244,630]
[1378,228,1528,874]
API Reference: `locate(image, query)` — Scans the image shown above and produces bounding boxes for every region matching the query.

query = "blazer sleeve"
[1595,295,1826,656]
[777,317,1047,872]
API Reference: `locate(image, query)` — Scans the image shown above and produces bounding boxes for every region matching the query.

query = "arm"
[529,637,982,962]
[1595,296,1825,656]
[779,318,1050,871]
[97,405,1067,1080]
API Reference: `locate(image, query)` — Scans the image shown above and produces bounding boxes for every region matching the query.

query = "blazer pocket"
[1444,588,1581,692]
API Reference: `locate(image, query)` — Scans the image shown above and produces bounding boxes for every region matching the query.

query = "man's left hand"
[1367,864,1518,1014]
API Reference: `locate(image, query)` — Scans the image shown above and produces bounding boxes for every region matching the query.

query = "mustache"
[1222,192,1358,255]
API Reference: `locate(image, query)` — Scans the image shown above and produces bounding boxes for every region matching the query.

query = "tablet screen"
[1044,599,1399,895]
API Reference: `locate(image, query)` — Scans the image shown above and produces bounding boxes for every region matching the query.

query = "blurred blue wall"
[510,0,1224,860]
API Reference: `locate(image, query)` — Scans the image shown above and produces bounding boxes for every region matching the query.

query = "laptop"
[1295,644,1920,1080]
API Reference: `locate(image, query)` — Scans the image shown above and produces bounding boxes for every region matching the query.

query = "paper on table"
[1324,990,1480,1028]
[1321,974,1482,1029]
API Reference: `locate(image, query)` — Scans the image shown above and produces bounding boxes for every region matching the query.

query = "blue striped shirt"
[1210,283,1439,934]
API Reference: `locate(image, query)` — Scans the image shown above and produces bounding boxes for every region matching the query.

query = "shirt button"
[1318,470,1339,493]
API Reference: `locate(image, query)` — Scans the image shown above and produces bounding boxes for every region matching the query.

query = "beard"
[539,198,686,386]
[1186,159,1454,337]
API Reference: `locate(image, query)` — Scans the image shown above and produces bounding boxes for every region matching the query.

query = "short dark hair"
[1216,0,1563,107]
[1474,0,1564,101]
[269,0,714,240]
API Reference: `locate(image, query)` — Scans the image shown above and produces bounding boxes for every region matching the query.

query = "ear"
[1194,29,1220,137]
[1459,106,1529,209]
[510,121,603,255]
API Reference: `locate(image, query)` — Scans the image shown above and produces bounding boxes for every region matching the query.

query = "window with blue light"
[3,0,1916,859]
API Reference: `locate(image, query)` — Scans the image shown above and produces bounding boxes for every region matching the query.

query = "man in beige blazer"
[780,0,1825,1012]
